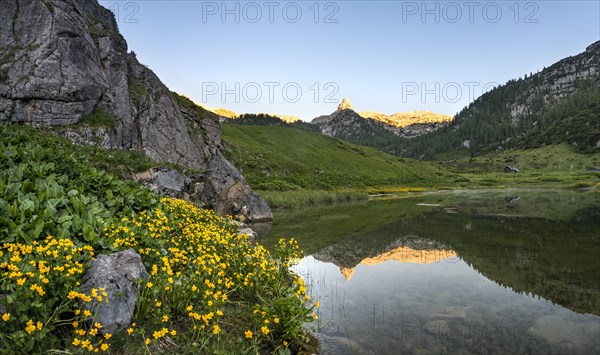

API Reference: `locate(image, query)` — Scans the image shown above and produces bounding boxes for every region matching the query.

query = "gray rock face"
[0,0,271,221]
[134,165,272,222]
[80,249,148,334]
[155,168,188,192]
[201,150,273,221]
[507,42,600,123]
[51,125,115,149]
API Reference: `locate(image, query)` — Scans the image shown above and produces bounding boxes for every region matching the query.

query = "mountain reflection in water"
[259,190,600,354]
[315,241,457,280]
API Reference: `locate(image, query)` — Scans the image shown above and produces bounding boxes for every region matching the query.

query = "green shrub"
[0,124,158,245]
[80,108,118,129]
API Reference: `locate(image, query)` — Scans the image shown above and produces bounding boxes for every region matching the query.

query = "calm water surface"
[259,190,600,354]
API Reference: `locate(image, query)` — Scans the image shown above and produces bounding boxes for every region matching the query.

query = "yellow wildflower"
[25,320,36,334]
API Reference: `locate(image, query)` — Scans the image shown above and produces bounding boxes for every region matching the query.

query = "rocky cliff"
[506,41,599,123]
[0,0,271,221]
[403,41,600,157]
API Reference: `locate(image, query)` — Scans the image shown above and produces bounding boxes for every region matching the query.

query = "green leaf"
[32,218,44,239]
[18,228,32,244]
[19,196,35,212]
[22,181,34,193]
[57,214,72,224]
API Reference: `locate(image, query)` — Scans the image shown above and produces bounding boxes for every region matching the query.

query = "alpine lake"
[256,189,600,354]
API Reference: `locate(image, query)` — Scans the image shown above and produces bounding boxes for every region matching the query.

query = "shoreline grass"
[258,190,369,209]
[259,180,599,210]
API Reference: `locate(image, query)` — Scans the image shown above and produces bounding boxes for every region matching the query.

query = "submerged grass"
[258,190,368,209]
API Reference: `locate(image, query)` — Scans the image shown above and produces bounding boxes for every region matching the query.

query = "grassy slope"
[438,143,600,188]
[222,125,599,202]
[221,124,448,192]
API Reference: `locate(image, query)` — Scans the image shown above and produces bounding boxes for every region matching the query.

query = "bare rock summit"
[337,98,353,111]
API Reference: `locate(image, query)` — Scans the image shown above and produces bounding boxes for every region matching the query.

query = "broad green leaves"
[0,123,158,246]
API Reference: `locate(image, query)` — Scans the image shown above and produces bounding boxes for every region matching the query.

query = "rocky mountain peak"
[337,98,353,111]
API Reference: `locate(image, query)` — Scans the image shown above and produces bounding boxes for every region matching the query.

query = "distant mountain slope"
[225,113,320,133]
[359,110,452,129]
[311,99,397,136]
[404,41,600,158]
[213,108,238,119]
[206,106,301,123]
[221,124,446,191]
[312,98,451,139]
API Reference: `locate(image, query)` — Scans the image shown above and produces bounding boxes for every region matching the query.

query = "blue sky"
[100,1,600,120]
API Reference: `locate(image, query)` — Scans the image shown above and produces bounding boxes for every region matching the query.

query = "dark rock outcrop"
[134,165,272,222]
[0,0,271,221]
[80,249,147,334]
